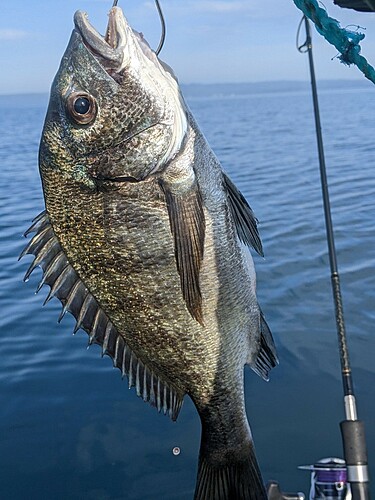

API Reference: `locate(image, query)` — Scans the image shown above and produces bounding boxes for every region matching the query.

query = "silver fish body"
[21,7,278,499]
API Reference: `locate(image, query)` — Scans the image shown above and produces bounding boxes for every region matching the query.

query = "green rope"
[293,0,375,85]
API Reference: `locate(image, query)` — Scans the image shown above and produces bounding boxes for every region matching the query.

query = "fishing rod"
[297,15,370,500]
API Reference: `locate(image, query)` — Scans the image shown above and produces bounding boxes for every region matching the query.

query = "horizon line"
[0,78,371,97]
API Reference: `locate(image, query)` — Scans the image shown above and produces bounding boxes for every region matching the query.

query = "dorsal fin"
[20,211,184,421]
[223,173,263,257]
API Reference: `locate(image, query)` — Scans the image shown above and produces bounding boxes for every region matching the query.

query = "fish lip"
[74,7,178,83]
[73,8,123,67]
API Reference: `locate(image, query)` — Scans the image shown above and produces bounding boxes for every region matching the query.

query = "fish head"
[40,6,187,189]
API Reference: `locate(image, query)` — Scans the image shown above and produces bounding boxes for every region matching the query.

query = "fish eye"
[74,97,90,115]
[66,92,97,125]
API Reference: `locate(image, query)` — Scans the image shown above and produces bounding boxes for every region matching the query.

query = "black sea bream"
[21,7,278,499]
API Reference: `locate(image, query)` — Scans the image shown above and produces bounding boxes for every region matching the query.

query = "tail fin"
[194,432,267,500]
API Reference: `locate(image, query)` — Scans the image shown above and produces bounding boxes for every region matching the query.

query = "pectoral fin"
[160,181,205,325]
[223,173,263,256]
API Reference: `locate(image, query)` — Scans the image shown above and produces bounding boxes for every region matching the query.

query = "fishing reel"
[267,481,305,500]
[299,458,351,500]
[267,457,351,500]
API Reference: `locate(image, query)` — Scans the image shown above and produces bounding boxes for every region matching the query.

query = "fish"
[20,6,278,499]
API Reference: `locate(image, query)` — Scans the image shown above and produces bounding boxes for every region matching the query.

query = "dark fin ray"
[58,276,82,322]
[37,251,67,294]
[74,292,96,334]
[89,308,107,345]
[250,310,278,382]
[20,224,53,261]
[113,335,124,368]
[223,173,263,257]
[43,264,73,305]
[195,456,266,500]
[102,321,118,356]
[195,430,267,499]
[23,210,48,237]
[128,352,135,388]
[160,181,206,325]
[22,235,57,282]
[38,250,68,288]
[20,211,184,421]
[156,377,162,412]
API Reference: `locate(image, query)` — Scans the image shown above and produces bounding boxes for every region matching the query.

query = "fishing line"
[111,0,166,55]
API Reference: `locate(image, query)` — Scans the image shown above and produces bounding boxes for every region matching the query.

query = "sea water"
[0,81,374,499]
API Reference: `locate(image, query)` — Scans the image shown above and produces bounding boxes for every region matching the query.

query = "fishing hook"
[111,0,166,55]
[154,0,166,55]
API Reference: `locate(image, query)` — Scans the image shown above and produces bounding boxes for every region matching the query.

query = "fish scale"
[21,6,278,499]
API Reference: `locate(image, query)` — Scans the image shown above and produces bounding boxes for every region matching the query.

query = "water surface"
[0,81,374,498]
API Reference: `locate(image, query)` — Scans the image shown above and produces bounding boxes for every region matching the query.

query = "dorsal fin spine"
[114,336,121,366]
[88,308,101,343]
[143,367,148,401]
[20,224,52,259]
[23,236,58,281]
[43,264,71,305]
[73,291,89,333]
[23,210,48,237]
[128,354,134,388]
[37,251,66,294]
[102,321,112,356]
[136,362,141,396]
[163,385,168,414]
[157,378,162,412]
[121,345,128,378]
[21,211,185,421]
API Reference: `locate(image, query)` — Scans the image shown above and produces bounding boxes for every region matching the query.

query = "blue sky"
[1,0,375,94]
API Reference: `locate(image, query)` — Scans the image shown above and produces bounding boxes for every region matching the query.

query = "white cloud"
[0,29,28,40]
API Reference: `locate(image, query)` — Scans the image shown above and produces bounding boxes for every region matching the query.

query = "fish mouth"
[74,8,163,169]
[73,6,187,179]
[74,7,177,82]
[74,7,126,73]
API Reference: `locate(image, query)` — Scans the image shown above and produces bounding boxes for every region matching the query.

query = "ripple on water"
[1,85,374,498]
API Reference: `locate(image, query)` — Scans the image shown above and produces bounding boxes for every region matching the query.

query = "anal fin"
[251,310,279,382]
